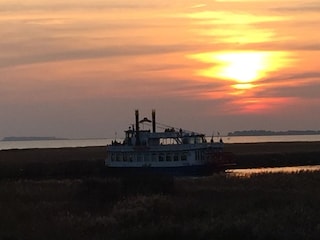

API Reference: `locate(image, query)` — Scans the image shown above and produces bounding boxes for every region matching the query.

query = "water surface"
[227,165,320,177]
[1,134,320,150]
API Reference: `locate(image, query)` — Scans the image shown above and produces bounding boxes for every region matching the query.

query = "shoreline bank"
[0,141,320,179]
[225,141,320,168]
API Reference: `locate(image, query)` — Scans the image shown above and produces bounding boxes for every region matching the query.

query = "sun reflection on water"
[227,165,320,178]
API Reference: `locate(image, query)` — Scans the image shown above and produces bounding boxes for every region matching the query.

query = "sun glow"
[189,51,293,90]
[188,50,297,113]
[214,52,268,83]
[232,83,256,90]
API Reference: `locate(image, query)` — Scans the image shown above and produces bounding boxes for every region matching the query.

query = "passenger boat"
[105,110,234,176]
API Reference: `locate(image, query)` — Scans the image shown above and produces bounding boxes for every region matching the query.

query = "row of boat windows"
[110,151,205,162]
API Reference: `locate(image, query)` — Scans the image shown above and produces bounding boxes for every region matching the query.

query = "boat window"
[128,154,133,162]
[123,153,128,162]
[183,137,195,144]
[152,153,157,162]
[196,151,204,161]
[159,153,164,161]
[196,137,202,144]
[111,153,115,162]
[116,153,122,162]
[137,154,142,162]
[181,152,187,161]
[182,138,188,144]
[173,154,179,161]
[166,154,171,161]
[144,154,150,162]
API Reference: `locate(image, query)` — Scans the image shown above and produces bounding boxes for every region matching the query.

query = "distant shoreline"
[228,130,320,136]
[1,136,68,141]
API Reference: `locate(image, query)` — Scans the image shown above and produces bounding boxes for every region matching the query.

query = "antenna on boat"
[135,109,140,146]
[152,109,156,133]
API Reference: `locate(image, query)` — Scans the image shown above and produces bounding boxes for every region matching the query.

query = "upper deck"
[109,109,223,150]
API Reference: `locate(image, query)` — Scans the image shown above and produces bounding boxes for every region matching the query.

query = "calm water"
[0,138,113,150]
[227,165,320,177]
[0,134,320,150]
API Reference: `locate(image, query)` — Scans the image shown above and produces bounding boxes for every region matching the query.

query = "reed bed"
[1,171,320,240]
[1,143,320,239]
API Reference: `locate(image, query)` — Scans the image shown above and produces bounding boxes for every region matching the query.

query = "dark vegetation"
[1,172,320,240]
[0,143,320,239]
[225,142,320,168]
[0,147,106,179]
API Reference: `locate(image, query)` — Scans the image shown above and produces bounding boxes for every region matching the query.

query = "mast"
[152,109,156,133]
[135,109,140,145]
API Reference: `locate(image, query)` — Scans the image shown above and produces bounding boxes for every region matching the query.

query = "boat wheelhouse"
[105,110,233,176]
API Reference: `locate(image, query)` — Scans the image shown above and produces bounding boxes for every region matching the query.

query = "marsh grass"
[0,147,106,180]
[1,171,320,240]
[1,144,320,239]
[1,144,320,179]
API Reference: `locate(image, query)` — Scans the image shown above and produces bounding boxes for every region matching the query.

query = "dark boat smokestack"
[135,109,140,145]
[152,109,156,133]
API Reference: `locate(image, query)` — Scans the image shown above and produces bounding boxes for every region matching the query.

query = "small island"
[228,130,320,136]
[1,136,67,141]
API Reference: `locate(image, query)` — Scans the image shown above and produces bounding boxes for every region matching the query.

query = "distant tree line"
[2,136,67,141]
[228,130,320,136]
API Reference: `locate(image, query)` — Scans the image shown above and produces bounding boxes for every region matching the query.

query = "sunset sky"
[0,0,319,139]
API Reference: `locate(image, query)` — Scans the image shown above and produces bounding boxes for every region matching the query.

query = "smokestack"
[135,109,140,145]
[152,109,156,133]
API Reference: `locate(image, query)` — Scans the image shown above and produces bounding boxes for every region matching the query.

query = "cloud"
[261,71,320,84]
[0,44,193,69]
[271,2,320,12]
[187,10,288,25]
[276,84,320,99]
[247,71,320,100]
[283,71,320,81]
[0,1,158,13]
[235,41,320,52]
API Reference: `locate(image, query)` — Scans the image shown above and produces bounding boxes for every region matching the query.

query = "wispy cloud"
[0,1,158,13]
[230,70,320,109]
[271,2,320,12]
[0,44,194,69]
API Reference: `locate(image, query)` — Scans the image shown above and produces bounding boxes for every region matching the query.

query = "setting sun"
[213,52,269,83]
[1,0,320,138]
[189,51,293,90]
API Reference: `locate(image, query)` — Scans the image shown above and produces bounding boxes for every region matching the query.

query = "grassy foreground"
[1,172,320,240]
[225,141,320,168]
[0,142,320,239]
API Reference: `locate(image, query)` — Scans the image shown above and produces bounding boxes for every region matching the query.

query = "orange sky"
[0,0,319,138]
